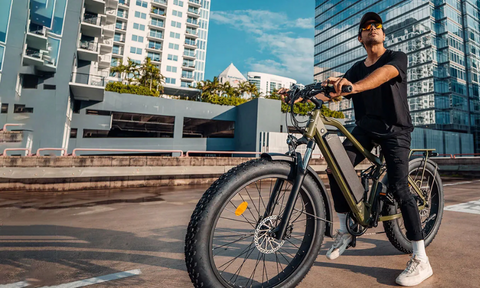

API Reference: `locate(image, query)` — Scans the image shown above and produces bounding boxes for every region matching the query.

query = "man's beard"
[363,37,383,47]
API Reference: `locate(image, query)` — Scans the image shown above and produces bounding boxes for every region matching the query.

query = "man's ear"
[358,35,363,45]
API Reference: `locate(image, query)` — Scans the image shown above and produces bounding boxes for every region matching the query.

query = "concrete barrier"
[0,156,372,192]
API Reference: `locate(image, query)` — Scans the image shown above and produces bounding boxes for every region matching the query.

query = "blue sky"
[205,0,315,84]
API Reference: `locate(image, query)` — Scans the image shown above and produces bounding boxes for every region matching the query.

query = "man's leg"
[326,127,373,260]
[380,133,433,286]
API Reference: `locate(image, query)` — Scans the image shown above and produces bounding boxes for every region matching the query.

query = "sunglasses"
[361,22,383,31]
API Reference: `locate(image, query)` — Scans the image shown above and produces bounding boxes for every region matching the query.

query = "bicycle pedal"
[380,193,395,206]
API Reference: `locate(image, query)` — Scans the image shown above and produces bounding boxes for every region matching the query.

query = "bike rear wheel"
[185,159,326,288]
[383,159,444,254]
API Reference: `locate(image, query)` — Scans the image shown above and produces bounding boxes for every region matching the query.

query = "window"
[44,84,56,90]
[169,43,179,50]
[0,45,4,71]
[173,0,184,7]
[170,32,180,39]
[130,47,142,55]
[172,10,183,17]
[14,104,33,113]
[84,112,175,138]
[135,11,147,19]
[167,66,177,72]
[70,128,77,139]
[147,52,161,61]
[1,103,7,113]
[183,118,235,138]
[165,77,176,84]
[22,75,38,89]
[171,21,181,28]
[151,18,164,27]
[167,54,178,61]
[0,0,12,43]
[136,0,148,8]
[133,23,145,31]
[148,41,162,50]
[131,35,144,43]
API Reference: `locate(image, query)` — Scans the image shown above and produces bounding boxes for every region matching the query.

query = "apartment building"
[110,0,210,88]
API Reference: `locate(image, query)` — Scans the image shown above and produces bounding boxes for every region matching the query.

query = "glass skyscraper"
[315,0,480,152]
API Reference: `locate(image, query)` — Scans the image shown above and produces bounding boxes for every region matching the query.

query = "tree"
[237,81,260,98]
[137,57,165,93]
[110,58,140,84]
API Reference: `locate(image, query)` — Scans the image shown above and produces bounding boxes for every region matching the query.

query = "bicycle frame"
[272,107,431,240]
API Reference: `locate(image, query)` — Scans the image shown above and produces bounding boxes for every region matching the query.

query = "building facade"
[110,0,210,88]
[218,63,247,88]
[315,0,480,152]
[0,0,119,154]
[247,72,298,97]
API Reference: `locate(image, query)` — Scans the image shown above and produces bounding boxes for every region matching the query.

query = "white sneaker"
[396,256,433,286]
[326,231,352,260]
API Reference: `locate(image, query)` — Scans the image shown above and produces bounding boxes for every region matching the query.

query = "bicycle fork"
[263,140,316,241]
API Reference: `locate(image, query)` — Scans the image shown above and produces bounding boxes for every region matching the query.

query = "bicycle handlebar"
[285,83,352,108]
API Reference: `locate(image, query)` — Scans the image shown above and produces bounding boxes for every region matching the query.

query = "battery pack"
[324,134,364,203]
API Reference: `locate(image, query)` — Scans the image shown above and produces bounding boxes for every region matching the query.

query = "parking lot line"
[39,269,142,288]
[0,281,29,288]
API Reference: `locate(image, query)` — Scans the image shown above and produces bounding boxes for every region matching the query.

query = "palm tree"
[110,58,140,85]
[138,57,165,93]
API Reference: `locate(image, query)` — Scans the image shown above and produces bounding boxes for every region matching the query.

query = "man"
[280,12,433,287]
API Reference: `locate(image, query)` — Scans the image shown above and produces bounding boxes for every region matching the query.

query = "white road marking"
[443,180,480,187]
[0,281,29,288]
[74,206,115,215]
[39,269,142,288]
[445,199,480,215]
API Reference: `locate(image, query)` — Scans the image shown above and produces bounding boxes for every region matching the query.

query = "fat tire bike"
[184,83,444,288]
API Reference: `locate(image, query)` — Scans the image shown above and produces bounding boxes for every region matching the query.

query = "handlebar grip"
[342,85,352,93]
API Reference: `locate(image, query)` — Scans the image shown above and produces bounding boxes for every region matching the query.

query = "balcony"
[187,7,200,17]
[149,57,162,65]
[103,24,115,38]
[148,31,164,41]
[100,39,114,54]
[70,72,106,101]
[152,0,167,8]
[23,48,56,72]
[99,54,112,69]
[114,36,126,44]
[77,40,99,62]
[106,0,119,8]
[151,8,166,19]
[188,0,201,8]
[184,39,196,49]
[149,21,165,30]
[112,48,124,57]
[81,14,103,37]
[182,61,195,71]
[115,23,127,32]
[84,0,106,15]
[117,11,128,19]
[181,74,195,82]
[146,43,162,52]
[104,8,117,24]
[183,51,196,60]
[26,22,48,50]
[185,29,198,38]
[118,0,129,8]
[186,18,199,28]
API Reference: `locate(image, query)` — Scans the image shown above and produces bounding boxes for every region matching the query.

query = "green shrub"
[105,82,160,97]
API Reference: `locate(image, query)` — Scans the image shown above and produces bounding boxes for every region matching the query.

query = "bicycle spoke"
[255,182,267,211]
[213,234,253,251]
[229,200,257,229]
[238,192,260,223]
[244,187,261,219]
[218,240,255,271]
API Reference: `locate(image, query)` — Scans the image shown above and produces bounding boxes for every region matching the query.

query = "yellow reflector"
[235,202,248,216]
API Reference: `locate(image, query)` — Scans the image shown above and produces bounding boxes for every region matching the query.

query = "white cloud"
[211,10,314,84]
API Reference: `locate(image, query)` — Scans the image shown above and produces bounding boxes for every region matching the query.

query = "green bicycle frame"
[305,109,429,227]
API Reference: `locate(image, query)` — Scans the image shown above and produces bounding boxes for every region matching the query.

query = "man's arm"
[351,65,399,94]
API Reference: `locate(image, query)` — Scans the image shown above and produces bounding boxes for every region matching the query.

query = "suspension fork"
[272,140,316,240]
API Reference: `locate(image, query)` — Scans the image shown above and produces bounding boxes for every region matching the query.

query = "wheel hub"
[254,215,285,254]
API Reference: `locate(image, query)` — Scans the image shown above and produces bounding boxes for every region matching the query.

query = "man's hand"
[322,77,356,98]
[278,88,303,104]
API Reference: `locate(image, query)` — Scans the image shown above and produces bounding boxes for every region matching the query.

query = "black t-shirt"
[344,49,413,138]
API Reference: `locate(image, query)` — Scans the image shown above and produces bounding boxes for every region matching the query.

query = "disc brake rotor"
[254,215,285,254]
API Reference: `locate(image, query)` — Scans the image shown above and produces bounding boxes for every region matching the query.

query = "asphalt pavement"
[0,178,479,287]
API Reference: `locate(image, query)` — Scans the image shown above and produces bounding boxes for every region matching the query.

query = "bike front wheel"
[185,159,326,288]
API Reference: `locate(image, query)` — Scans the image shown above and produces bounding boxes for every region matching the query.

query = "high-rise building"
[247,72,298,97]
[110,0,210,88]
[314,0,479,152]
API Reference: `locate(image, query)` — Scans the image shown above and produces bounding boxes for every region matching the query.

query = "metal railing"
[28,23,46,36]
[3,148,32,157]
[183,51,196,57]
[181,73,194,79]
[115,24,127,30]
[185,151,263,157]
[147,43,162,50]
[3,124,25,131]
[83,15,101,26]
[186,18,198,25]
[72,148,183,157]
[25,48,42,59]
[187,8,200,15]
[185,40,196,46]
[71,72,106,87]
[189,0,201,4]
[36,148,67,156]
[79,40,99,52]
[119,0,129,5]
[182,62,195,68]
[99,54,112,62]
[102,39,113,46]
[153,0,167,5]
[186,30,197,36]
[151,8,166,17]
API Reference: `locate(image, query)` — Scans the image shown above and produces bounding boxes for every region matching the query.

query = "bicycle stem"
[273,140,316,240]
